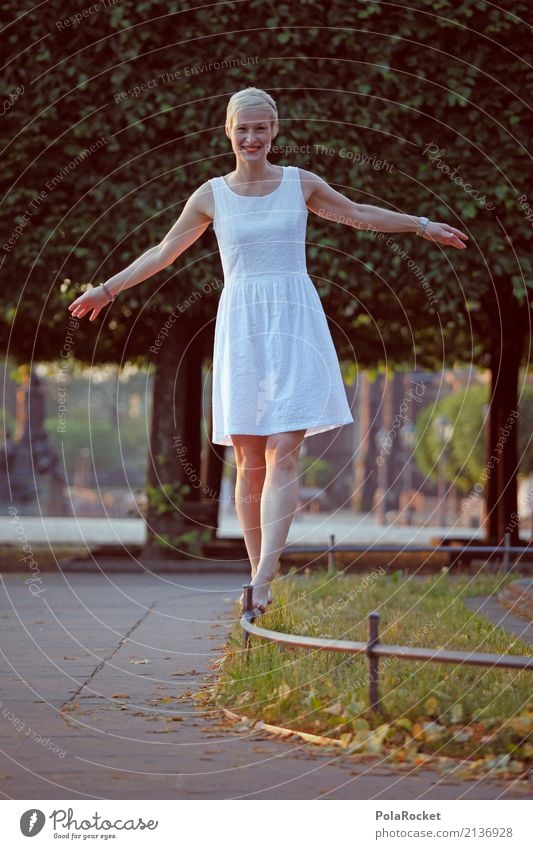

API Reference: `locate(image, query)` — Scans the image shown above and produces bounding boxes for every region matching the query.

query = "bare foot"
[239,586,272,607]
[250,566,275,613]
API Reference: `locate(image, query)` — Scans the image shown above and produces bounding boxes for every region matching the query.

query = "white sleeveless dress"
[209,165,354,446]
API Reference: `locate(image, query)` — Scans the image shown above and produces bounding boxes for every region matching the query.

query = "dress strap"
[209,176,228,231]
[286,165,307,210]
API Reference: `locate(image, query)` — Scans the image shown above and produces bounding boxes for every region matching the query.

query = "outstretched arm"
[68,183,213,321]
[300,169,468,250]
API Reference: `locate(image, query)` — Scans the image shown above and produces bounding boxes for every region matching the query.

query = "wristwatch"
[416,216,429,237]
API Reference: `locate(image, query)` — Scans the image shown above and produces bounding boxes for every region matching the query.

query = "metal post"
[502,532,511,574]
[367,611,381,712]
[327,533,336,573]
[241,582,254,654]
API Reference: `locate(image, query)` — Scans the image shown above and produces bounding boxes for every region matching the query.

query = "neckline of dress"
[221,166,286,198]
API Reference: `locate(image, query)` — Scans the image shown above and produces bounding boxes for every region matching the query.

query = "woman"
[68,86,468,614]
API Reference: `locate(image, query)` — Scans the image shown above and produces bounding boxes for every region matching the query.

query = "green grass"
[214,568,533,772]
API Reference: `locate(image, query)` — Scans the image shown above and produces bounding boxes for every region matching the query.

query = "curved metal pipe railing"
[239,582,533,712]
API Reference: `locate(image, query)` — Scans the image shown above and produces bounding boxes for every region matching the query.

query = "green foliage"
[45,414,149,482]
[414,383,533,491]
[154,528,211,557]
[144,483,212,553]
[145,482,190,516]
[299,455,337,488]
[0,406,15,436]
[0,0,530,372]
[1,1,530,537]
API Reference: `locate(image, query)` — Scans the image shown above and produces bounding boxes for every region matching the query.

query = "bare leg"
[231,435,271,600]
[251,430,306,611]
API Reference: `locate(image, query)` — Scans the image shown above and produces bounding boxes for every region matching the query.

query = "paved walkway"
[0,509,498,549]
[0,572,530,800]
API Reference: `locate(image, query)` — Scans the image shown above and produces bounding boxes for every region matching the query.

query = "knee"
[236,452,266,478]
[265,439,300,474]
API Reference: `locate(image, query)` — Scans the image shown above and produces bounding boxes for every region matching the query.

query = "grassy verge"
[213,568,533,779]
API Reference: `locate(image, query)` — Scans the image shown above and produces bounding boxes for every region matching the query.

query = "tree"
[414,383,533,499]
[1,0,530,546]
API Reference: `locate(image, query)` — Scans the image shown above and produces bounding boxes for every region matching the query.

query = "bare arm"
[300,169,468,250]
[68,183,213,321]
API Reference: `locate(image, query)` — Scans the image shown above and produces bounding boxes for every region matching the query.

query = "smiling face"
[226,106,278,164]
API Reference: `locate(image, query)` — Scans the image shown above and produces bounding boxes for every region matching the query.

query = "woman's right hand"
[67,285,112,322]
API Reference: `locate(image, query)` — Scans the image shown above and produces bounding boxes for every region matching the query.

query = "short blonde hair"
[225,87,278,135]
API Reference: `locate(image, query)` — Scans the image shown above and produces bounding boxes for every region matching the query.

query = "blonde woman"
[68,86,467,614]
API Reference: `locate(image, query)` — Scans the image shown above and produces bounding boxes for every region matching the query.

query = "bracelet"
[100,281,116,303]
[416,216,429,237]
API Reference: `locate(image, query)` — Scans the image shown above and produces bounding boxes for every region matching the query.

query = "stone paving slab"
[0,572,530,800]
[464,596,533,646]
[498,578,533,621]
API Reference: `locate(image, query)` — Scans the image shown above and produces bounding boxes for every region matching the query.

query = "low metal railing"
[282,531,532,574]
[239,582,533,713]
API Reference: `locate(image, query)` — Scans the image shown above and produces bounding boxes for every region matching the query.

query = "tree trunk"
[484,387,499,539]
[183,323,203,502]
[352,371,380,512]
[352,371,370,511]
[144,322,190,553]
[485,336,523,544]
[204,441,225,500]
[385,371,405,510]
[199,359,225,506]
[496,341,521,544]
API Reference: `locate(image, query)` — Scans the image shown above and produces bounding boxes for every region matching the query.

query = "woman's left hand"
[422,221,468,249]
[67,285,111,321]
